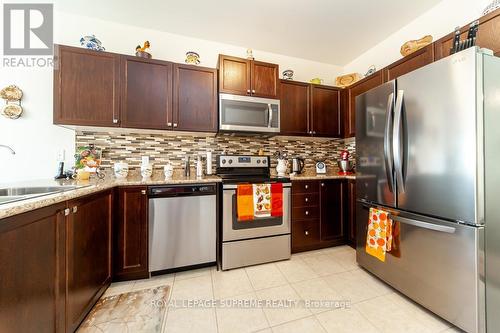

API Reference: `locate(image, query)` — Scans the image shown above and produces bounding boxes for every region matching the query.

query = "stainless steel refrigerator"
[355,47,500,333]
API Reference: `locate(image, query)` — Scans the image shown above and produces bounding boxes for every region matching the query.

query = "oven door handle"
[223,183,291,190]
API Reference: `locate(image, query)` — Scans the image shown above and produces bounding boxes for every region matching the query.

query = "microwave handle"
[267,104,273,128]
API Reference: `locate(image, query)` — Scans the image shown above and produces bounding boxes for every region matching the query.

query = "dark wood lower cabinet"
[114,186,149,281]
[66,190,113,332]
[291,179,346,252]
[347,180,356,248]
[0,204,66,333]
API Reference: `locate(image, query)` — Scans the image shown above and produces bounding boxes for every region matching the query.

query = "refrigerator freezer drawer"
[356,202,484,333]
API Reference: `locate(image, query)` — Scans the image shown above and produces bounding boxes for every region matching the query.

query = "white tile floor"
[102,246,465,333]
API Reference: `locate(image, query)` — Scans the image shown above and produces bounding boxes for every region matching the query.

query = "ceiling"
[52,0,442,66]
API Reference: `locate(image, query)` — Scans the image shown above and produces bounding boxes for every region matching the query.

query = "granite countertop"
[0,169,356,220]
[0,171,222,220]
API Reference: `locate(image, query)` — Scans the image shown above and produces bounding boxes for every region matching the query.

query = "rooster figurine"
[135,41,152,58]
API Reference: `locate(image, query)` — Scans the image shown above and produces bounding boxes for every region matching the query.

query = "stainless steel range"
[217,154,291,270]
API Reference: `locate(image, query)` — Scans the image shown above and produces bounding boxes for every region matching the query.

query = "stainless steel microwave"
[219,93,280,134]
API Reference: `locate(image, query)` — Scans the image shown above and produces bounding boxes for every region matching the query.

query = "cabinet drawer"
[293,206,319,220]
[292,193,319,207]
[292,219,320,248]
[292,181,318,194]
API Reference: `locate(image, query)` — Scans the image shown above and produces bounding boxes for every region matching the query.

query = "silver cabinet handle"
[173,123,178,128]
[112,119,118,124]
[64,208,70,216]
[305,210,309,215]
[141,190,146,195]
[321,183,324,187]
[167,122,172,127]
[305,185,309,189]
[305,197,309,202]
[384,92,395,193]
[247,89,251,94]
[305,230,309,235]
[393,90,405,193]
[389,215,456,233]
[313,131,316,135]
[72,206,78,213]
[252,89,256,94]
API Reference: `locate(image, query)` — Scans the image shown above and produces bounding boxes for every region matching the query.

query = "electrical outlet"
[56,149,65,162]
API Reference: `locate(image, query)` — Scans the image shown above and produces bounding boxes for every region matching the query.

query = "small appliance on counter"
[291,157,305,174]
[315,161,326,174]
[337,150,355,175]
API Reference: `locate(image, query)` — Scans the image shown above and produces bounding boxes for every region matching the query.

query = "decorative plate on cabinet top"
[80,35,105,51]
[0,85,23,101]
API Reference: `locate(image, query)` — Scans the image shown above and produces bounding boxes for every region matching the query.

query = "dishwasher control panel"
[149,184,217,197]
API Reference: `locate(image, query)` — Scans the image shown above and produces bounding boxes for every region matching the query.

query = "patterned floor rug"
[77,285,170,333]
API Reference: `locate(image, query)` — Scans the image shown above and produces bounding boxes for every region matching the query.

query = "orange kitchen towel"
[237,184,254,221]
[271,183,283,217]
[365,208,393,262]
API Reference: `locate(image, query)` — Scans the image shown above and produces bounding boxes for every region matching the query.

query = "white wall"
[0,10,343,184]
[343,0,491,74]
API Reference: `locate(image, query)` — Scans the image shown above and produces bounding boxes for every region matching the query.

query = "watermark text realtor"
[2,3,54,67]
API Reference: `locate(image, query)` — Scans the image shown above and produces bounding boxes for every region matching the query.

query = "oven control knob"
[262,159,267,164]
[228,159,233,164]
[257,159,261,164]
[222,159,226,164]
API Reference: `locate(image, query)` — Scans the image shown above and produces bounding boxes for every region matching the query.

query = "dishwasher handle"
[149,184,217,197]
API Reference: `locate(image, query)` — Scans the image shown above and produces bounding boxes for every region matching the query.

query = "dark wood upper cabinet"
[66,191,112,332]
[0,204,66,333]
[173,64,218,132]
[251,60,279,98]
[218,55,251,95]
[345,70,384,138]
[121,56,172,130]
[384,44,434,81]
[310,85,341,137]
[434,8,500,60]
[218,54,279,98]
[114,186,149,281]
[54,44,120,127]
[320,180,345,241]
[279,80,310,136]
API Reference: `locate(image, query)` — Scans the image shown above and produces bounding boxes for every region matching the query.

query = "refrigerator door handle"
[389,214,456,233]
[393,90,405,193]
[384,93,395,193]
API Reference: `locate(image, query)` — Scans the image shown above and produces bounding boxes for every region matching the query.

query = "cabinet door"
[434,10,500,60]
[219,55,251,96]
[0,204,66,333]
[320,180,345,241]
[346,70,384,137]
[121,56,172,130]
[310,85,341,137]
[114,186,149,281]
[66,191,112,332]
[279,80,310,136]
[251,60,279,98]
[347,180,356,248]
[292,219,321,252]
[385,44,434,81]
[173,64,218,132]
[54,45,120,127]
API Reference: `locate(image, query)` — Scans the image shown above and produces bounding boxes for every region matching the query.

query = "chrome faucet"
[0,145,15,154]
[184,156,190,177]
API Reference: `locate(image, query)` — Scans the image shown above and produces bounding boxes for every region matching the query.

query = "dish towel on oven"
[270,183,283,217]
[253,184,272,218]
[366,208,393,262]
[237,184,254,221]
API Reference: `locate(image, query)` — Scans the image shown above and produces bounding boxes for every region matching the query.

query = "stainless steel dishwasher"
[148,184,217,274]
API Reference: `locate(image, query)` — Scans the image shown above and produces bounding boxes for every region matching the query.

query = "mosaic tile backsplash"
[76,131,356,174]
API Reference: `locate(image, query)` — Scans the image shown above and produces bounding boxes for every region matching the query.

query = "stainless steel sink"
[0,186,78,196]
[0,185,87,205]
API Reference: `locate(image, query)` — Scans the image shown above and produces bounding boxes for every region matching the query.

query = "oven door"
[222,183,291,241]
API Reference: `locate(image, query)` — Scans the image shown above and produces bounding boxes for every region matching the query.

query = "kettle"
[292,157,305,174]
